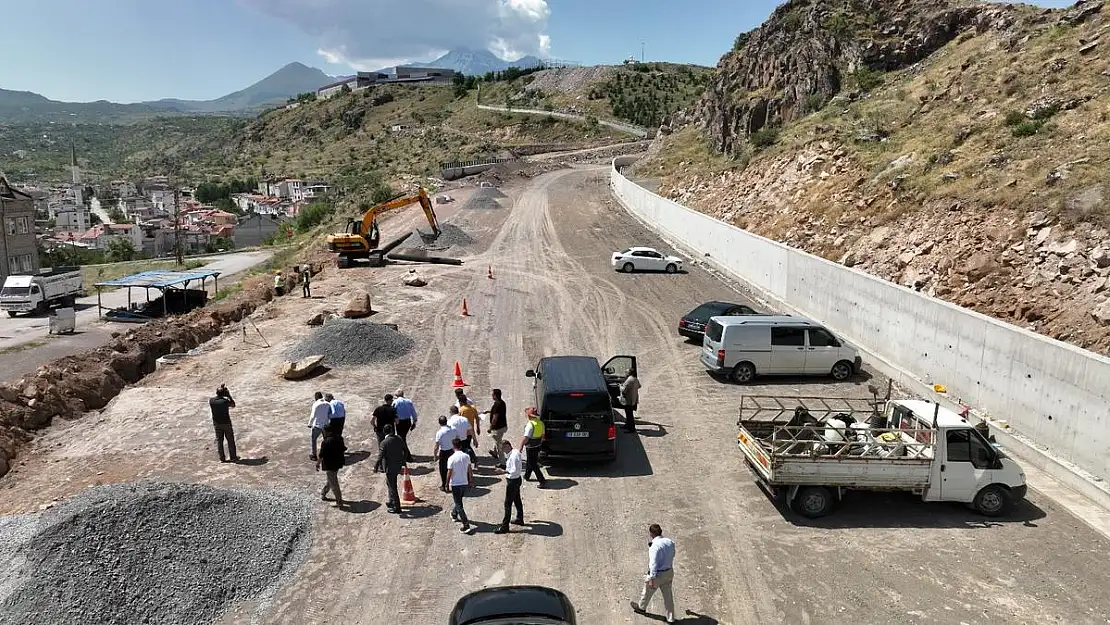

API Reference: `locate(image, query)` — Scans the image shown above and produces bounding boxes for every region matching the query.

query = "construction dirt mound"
[286,318,415,367]
[462,187,508,210]
[0,481,312,625]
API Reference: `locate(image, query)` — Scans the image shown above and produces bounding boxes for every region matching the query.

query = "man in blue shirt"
[392,388,417,461]
[325,393,346,436]
[630,523,676,623]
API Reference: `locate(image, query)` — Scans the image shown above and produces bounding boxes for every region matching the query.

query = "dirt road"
[1,168,1108,625]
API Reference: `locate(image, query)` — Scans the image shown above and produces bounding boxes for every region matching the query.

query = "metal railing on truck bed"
[737,392,937,490]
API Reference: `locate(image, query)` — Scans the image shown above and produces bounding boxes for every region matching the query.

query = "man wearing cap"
[518,407,548,488]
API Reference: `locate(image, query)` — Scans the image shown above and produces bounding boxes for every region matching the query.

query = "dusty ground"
[1,168,1109,625]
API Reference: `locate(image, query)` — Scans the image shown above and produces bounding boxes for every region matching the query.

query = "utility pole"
[641,41,645,63]
[173,185,183,266]
[0,190,9,278]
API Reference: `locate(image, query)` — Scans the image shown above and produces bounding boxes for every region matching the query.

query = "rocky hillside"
[639,0,1110,355]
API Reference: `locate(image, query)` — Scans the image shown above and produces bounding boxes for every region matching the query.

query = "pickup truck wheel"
[665,263,678,274]
[793,486,835,518]
[973,485,1011,517]
[830,360,854,381]
[622,262,635,273]
[6,311,15,318]
[730,362,756,384]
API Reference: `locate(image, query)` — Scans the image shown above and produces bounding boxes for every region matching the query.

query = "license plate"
[565,432,590,438]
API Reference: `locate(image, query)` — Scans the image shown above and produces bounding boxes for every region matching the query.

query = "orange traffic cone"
[452,361,468,388]
[461,298,470,316]
[487,264,494,279]
[401,466,420,504]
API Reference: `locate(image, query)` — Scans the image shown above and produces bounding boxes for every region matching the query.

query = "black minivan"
[525,355,637,461]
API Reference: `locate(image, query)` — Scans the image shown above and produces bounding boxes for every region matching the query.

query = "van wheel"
[792,486,835,518]
[830,360,854,381]
[973,485,1011,517]
[622,262,635,273]
[665,263,678,274]
[730,362,756,384]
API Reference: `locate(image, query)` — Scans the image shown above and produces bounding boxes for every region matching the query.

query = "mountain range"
[0,49,559,124]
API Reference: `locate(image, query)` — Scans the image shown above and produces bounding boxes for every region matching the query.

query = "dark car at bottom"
[678,301,758,340]
[450,585,577,625]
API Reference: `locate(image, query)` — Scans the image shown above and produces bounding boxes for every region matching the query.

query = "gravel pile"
[463,187,507,210]
[0,481,312,625]
[414,223,475,251]
[287,318,415,366]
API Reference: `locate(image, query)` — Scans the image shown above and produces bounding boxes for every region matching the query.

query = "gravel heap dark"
[286,319,415,366]
[0,481,312,625]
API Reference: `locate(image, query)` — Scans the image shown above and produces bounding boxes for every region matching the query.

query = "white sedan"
[611,247,684,273]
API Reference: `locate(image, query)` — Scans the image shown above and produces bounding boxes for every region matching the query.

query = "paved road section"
[0,170,1107,624]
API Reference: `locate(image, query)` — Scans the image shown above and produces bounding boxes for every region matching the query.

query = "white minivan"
[700,315,862,383]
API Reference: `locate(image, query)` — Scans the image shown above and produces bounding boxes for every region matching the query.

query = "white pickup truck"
[736,393,1027,518]
[1,268,84,317]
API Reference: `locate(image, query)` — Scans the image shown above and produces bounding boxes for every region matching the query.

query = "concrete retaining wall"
[611,156,1110,486]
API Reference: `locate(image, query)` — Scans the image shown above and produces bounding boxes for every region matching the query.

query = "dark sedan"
[449,586,577,625]
[678,301,758,339]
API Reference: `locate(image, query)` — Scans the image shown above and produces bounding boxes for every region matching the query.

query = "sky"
[0,0,1080,103]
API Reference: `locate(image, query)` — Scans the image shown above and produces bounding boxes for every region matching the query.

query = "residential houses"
[55,204,92,233]
[1,175,41,281]
[109,180,138,197]
[236,213,286,247]
[78,223,143,252]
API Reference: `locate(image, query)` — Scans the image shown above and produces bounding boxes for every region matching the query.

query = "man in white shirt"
[445,438,474,534]
[495,440,525,534]
[431,415,456,493]
[393,388,418,462]
[308,391,332,461]
[446,405,471,451]
[630,523,677,623]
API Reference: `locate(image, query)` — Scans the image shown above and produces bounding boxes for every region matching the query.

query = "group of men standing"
[431,387,546,534]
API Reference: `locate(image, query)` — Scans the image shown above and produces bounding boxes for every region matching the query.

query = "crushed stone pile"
[286,318,415,366]
[463,187,508,210]
[413,223,475,251]
[0,481,312,625]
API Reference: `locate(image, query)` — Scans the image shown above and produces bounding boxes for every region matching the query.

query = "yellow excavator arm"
[326,187,441,260]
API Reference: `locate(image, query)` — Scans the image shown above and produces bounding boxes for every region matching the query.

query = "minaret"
[70,139,81,186]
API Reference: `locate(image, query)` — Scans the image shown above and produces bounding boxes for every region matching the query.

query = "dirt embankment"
[0,263,322,479]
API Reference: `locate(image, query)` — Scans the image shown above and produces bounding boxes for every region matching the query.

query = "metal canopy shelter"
[94,268,221,319]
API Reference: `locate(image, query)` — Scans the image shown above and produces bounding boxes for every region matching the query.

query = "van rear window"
[544,394,612,416]
[705,320,724,342]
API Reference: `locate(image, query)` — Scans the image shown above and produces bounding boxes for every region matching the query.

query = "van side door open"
[769,327,806,374]
[601,355,638,407]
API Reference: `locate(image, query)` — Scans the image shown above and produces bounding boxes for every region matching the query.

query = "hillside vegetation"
[638,0,1110,354]
[479,63,713,129]
[0,84,624,191]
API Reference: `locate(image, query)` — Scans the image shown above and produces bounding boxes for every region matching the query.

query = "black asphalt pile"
[287,318,415,366]
[0,481,312,625]
[463,187,507,209]
[413,223,475,251]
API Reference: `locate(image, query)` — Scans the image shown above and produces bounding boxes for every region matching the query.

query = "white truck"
[0,268,85,317]
[736,392,1027,518]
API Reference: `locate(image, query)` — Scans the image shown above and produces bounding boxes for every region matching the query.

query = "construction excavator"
[327,187,441,267]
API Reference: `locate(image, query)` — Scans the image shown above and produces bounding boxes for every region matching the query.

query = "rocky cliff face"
[693,0,1019,154]
[643,0,1110,354]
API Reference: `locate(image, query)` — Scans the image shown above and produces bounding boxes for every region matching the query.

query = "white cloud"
[240,0,552,69]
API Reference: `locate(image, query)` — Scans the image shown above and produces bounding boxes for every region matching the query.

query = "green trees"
[195,178,258,204]
[295,201,332,233]
[106,238,137,262]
